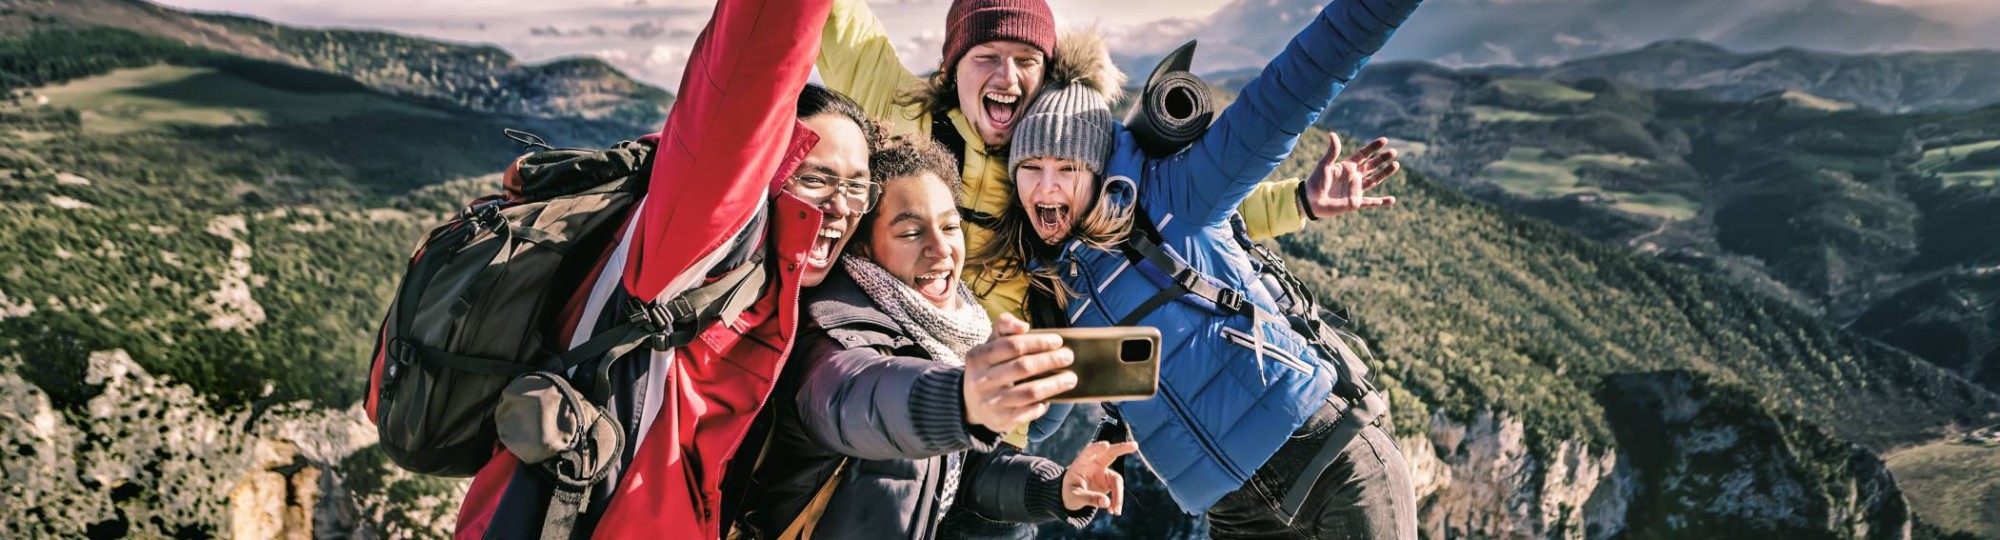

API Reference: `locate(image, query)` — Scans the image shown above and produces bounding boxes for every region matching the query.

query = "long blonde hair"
[970,173,1135,308]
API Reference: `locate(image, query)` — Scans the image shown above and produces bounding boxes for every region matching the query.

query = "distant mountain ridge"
[0,0,672,127]
[1204,40,2000,114]
[1114,0,1998,93]
[1526,40,2000,113]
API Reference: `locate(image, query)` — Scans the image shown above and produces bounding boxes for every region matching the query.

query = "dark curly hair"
[852,136,966,252]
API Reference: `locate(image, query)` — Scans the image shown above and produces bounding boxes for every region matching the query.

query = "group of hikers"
[369,0,1427,537]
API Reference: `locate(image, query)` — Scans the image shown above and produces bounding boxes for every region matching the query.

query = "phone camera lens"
[1119,339,1153,363]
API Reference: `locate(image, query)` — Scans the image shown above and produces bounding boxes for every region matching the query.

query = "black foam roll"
[1127,71,1215,158]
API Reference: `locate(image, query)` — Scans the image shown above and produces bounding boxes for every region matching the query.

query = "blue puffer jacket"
[1040,0,1422,514]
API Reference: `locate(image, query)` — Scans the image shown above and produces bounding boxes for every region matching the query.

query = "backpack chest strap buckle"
[1173,266,1249,315]
[1215,288,1246,314]
[625,297,674,337]
[389,338,420,367]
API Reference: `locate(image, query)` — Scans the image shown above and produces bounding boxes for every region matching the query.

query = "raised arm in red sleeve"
[622,0,836,302]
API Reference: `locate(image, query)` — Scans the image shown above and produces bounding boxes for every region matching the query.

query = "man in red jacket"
[451,1,842,538]
[450,1,1087,535]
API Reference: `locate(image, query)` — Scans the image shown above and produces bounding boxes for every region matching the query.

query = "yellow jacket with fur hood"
[816,0,1310,322]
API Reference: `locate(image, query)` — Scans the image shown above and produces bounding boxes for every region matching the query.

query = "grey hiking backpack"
[366,130,766,477]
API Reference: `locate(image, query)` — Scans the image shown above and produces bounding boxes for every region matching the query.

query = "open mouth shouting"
[806,226,843,269]
[913,269,956,304]
[980,91,1022,134]
[1033,203,1070,241]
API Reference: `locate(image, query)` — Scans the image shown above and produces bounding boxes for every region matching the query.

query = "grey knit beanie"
[1007,29,1125,176]
[1008,82,1116,175]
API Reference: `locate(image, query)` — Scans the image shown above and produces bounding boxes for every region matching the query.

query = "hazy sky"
[149,0,1993,89]
[150,0,1233,88]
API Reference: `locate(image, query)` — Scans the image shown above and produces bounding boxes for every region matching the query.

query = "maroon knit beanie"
[940,0,1057,73]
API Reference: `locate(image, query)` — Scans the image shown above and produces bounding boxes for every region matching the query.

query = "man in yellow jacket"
[816,0,1317,324]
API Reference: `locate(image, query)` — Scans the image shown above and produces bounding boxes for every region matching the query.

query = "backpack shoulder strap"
[1113,210,1377,401]
[781,458,849,540]
[554,254,770,402]
[1024,285,1069,330]
[723,439,848,540]
[930,114,968,166]
[1114,208,1257,326]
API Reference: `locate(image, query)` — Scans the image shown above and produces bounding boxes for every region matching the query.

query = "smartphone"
[1026,326,1161,403]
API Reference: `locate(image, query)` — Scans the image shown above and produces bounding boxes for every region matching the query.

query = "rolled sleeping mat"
[1125,41,1216,158]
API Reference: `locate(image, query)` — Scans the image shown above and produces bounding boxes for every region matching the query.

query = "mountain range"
[0,0,672,126]
[1113,0,2000,82]
[1515,40,2000,113]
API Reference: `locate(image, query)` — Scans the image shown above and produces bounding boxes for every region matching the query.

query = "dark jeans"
[1207,398,1417,540]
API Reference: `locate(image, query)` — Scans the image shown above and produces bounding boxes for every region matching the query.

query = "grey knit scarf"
[841,256,991,364]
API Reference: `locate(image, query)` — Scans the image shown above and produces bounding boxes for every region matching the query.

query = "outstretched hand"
[1062,441,1139,514]
[962,313,1077,435]
[1301,134,1401,219]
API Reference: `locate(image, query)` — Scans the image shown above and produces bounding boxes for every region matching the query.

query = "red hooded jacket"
[451,0,834,537]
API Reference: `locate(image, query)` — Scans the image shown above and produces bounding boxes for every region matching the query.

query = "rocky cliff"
[0,350,462,538]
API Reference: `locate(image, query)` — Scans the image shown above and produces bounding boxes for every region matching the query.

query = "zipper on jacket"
[684,442,713,524]
[711,208,816,539]
[1063,250,1121,325]
[1219,327,1314,375]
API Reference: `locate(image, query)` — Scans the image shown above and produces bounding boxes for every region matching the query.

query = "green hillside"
[1852,272,2000,391]
[1888,439,2000,539]
[1305,64,2000,534]
[0,41,643,411]
[1315,62,2000,398]
[1284,133,1999,538]
[1268,133,1998,453]
[1539,41,2000,114]
[0,24,660,535]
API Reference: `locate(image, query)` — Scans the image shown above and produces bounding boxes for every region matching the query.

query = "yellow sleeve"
[1239,177,1308,240]
[818,0,927,134]
[1001,426,1031,449]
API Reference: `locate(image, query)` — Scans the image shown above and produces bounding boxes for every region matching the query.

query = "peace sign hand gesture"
[1301,134,1402,219]
[1061,441,1140,514]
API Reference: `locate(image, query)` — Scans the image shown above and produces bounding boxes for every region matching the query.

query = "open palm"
[1302,134,1401,219]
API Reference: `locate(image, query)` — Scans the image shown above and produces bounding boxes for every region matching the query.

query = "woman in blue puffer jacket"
[968,0,1422,536]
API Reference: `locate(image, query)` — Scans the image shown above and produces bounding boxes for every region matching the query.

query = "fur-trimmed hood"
[1046,29,1126,102]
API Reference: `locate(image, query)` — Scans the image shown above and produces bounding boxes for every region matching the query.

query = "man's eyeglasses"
[787,173,881,214]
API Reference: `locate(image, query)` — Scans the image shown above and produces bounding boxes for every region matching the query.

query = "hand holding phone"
[1026,326,1161,403]
[962,313,1079,434]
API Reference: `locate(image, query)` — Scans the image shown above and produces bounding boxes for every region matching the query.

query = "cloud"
[529,25,610,38]
[151,0,1240,89]
[626,20,667,39]
[644,44,690,67]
